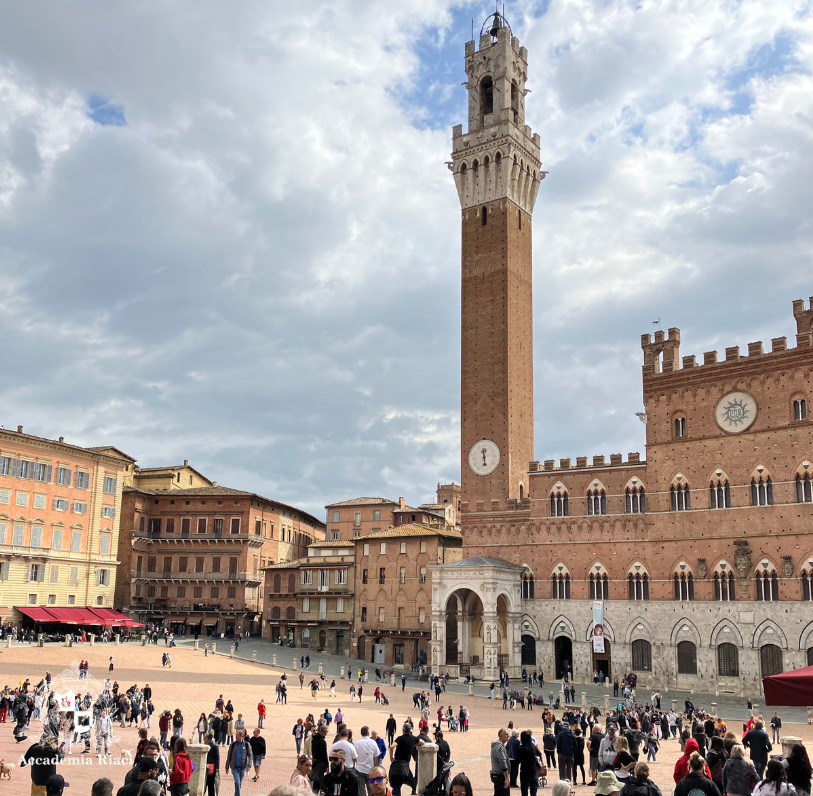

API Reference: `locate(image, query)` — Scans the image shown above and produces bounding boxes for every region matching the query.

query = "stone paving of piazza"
[0,640,810,794]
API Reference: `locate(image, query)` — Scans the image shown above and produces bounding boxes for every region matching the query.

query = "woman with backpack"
[705,736,727,791]
[620,762,663,796]
[170,736,193,796]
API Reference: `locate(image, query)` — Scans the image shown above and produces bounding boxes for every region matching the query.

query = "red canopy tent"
[763,666,813,706]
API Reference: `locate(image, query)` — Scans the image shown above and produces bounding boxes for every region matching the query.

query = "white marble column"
[430,611,446,671]
[482,610,500,680]
[507,612,523,678]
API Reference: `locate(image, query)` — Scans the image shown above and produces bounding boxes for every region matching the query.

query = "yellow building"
[0,426,131,619]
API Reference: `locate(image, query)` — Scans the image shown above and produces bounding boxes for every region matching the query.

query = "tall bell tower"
[451,12,543,511]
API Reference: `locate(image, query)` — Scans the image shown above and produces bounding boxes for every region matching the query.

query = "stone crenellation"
[531,453,644,472]
[642,297,813,378]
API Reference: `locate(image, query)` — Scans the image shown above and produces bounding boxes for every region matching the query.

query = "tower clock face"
[468,439,500,476]
[715,391,757,433]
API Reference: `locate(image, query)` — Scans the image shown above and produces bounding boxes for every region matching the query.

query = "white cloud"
[0,0,811,516]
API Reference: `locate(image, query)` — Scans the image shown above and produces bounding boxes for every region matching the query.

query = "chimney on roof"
[16,425,23,434]
[184,459,188,466]
[399,497,405,510]
[212,482,218,487]
[58,437,64,443]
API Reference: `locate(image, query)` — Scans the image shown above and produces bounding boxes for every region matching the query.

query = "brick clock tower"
[451,12,544,512]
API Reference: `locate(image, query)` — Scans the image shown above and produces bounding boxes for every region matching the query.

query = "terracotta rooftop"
[325,497,397,508]
[308,540,355,549]
[262,559,306,570]
[365,523,462,540]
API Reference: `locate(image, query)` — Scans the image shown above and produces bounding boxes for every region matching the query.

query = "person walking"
[248,728,265,783]
[722,744,758,796]
[355,725,381,794]
[169,737,193,796]
[517,729,543,796]
[109,657,115,672]
[292,718,305,754]
[556,722,576,783]
[322,748,360,796]
[257,700,266,729]
[197,713,208,744]
[490,728,510,796]
[204,733,220,796]
[386,714,397,747]
[770,713,782,745]
[674,752,722,796]
[389,722,424,796]
[96,708,113,755]
[743,719,773,779]
[290,754,313,791]
[754,760,796,796]
[225,728,254,796]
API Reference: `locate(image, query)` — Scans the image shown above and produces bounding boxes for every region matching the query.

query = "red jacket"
[673,739,712,783]
[258,703,266,717]
[159,714,170,732]
[171,752,193,784]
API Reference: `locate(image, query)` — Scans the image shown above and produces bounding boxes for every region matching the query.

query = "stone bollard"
[115,633,120,645]
[272,654,277,667]
[364,670,369,682]
[468,681,474,696]
[5,637,10,649]
[671,700,677,712]
[187,743,209,796]
[390,672,396,687]
[64,636,70,647]
[807,707,813,725]
[194,640,199,651]
[341,666,345,679]
[753,704,760,718]
[416,742,438,794]
[604,694,610,712]
[582,692,587,709]
[89,634,95,646]
[252,651,257,662]
[141,637,147,647]
[293,658,298,670]
[212,643,217,655]
[783,737,803,758]
[230,645,235,659]
[319,664,324,674]
[711,702,717,717]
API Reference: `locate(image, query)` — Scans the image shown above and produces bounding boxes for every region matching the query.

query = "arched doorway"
[357,635,366,661]
[760,644,783,678]
[554,636,572,679]
[318,629,326,652]
[521,634,537,667]
[592,638,611,680]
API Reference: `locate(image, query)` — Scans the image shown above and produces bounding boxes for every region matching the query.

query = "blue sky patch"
[87,94,126,126]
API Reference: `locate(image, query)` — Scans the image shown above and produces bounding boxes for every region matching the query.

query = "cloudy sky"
[1,0,811,519]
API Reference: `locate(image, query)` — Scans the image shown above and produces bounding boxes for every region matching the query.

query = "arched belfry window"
[755,560,779,601]
[551,565,570,600]
[550,484,569,517]
[587,483,606,516]
[627,563,649,601]
[751,467,773,506]
[713,561,736,601]
[521,567,535,600]
[673,564,694,600]
[589,564,609,600]
[709,472,731,509]
[480,76,494,118]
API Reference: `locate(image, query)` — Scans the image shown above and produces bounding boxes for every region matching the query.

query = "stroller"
[381,693,390,706]
[447,715,459,732]
[420,761,454,796]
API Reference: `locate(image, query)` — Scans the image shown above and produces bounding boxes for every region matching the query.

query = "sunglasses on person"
[329,756,343,763]
[368,777,385,784]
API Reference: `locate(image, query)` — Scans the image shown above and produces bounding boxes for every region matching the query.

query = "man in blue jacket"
[556,723,577,782]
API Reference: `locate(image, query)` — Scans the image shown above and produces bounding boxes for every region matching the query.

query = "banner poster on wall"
[592,600,605,653]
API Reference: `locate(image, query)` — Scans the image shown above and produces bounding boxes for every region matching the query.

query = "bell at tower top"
[450,10,543,214]
[464,11,529,134]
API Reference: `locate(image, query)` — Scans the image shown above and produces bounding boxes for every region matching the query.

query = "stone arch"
[625,616,655,643]
[584,618,615,642]
[548,614,576,641]
[670,618,702,647]
[521,614,540,638]
[798,620,813,651]
[710,618,744,648]
[753,618,788,649]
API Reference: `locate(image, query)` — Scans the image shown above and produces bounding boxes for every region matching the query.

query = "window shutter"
[46,465,52,483]
[66,469,71,487]
[10,459,17,478]
[38,566,45,583]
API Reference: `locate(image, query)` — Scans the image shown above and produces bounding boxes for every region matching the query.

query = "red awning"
[763,665,813,706]
[87,608,144,628]
[17,606,58,623]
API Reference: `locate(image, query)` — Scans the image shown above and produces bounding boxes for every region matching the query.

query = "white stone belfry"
[450,17,543,214]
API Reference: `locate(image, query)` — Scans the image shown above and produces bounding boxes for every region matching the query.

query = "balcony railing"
[131,570,261,584]
[133,530,263,545]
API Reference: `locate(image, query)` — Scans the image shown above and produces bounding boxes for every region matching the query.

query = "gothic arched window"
[625,486,645,514]
[751,476,773,506]
[587,489,606,516]
[480,76,494,117]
